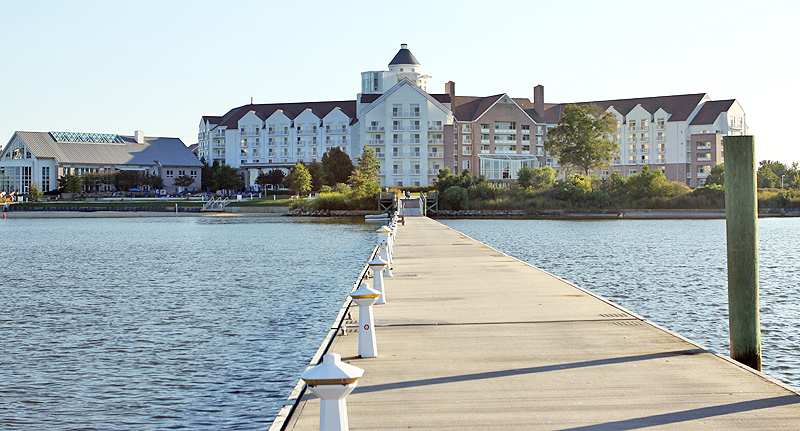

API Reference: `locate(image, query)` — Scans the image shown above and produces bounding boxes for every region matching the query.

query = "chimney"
[135,130,144,144]
[401,43,408,50]
[534,85,544,117]
[445,81,455,99]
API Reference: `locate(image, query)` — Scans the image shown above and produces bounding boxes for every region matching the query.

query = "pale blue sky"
[2,0,798,164]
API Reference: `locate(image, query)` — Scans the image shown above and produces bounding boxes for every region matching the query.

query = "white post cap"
[301,353,364,387]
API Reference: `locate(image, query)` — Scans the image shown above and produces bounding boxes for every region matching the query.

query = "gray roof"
[12,131,202,167]
[212,101,358,130]
[690,100,736,125]
[389,44,420,66]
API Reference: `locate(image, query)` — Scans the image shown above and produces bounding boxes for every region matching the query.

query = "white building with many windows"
[199,44,746,188]
[0,130,202,194]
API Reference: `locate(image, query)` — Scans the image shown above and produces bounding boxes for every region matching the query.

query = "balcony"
[494,128,517,134]
[281,141,290,146]
[696,145,711,150]
[213,131,226,138]
[241,130,260,136]
[366,126,384,132]
[392,152,404,158]
[268,130,289,136]
[657,146,666,153]
[521,129,531,134]
[409,126,421,131]
[326,127,347,134]
[297,128,316,135]
[375,152,386,158]
[391,126,404,131]
[629,136,637,143]
[697,172,709,179]
[213,143,226,149]
[428,124,444,131]
[392,169,404,175]
[640,159,650,165]
[640,147,649,153]
[657,124,666,130]
[628,148,636,154]
[428,168,439,175]
[410,152,421,158]
[411,169,421,175]
[428,139,444,144]
[697,157,712,162]
[428,152,443,158]
[392,111,421,118]
[366,139,385,145]
[480,127,491,133]
[480,139,491,145]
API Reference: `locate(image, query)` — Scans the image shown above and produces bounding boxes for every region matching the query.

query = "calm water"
[441,218,800,388]
[0,216,375,430]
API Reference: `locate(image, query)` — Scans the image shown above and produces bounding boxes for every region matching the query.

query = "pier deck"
[283,217,800,430]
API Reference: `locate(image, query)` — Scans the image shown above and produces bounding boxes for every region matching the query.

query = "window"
[657,118,665,129]
[462,160,471,170]
[166,170,174,178]
[190,170,198,178]
[462,135,471,144]
[411,104,420,117]
[462,124,471,133]
[629,168,637,175]
[392,104,402,117]
[462,146,472,155]
[178,170,186,176]
[629,120,636,130]
[41,166,50,191]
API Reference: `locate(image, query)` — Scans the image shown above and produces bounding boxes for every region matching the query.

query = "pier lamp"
[301,353,364,431]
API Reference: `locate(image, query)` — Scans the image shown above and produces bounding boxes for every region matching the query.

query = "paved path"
[283,216,800,430]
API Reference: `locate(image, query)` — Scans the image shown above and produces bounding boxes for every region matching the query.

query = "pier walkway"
[283,217,800,430]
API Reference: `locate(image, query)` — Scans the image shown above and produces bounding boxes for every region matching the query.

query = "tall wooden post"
[723,135,761,371]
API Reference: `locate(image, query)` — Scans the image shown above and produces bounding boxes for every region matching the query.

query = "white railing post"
[300,353,364,431]
[368,256,389,305]
[350,283,380,358]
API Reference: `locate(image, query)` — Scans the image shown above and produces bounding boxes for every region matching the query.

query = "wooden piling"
[723,135,761,371]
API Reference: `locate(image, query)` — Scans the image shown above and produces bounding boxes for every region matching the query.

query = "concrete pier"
[280,217,800,430]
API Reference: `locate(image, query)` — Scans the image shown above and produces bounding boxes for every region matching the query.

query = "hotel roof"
[8,131,202,167]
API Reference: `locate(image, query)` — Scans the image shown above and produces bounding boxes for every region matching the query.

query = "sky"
[2,0,798,164]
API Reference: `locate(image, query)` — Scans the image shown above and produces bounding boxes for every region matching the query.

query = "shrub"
[310,192,349,210]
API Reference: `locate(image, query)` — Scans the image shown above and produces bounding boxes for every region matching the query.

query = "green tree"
[516,166,535,189]
[759,160,788,178]
[59,174,83,194]
[143,172,164,190]
[27,182,43,202]
[200,157,217,190]
[307,160,325,191]
[349,147,381,198]
[114,170,142,191]
[213,164,245,191]
[264,169,286,188]
[173,175,195,190]
[757,165,780,188]
[288,162,312,194]
[544,104,617,175]
[705,164,724,186]
[321,147,354,185]
[624,166,674,199]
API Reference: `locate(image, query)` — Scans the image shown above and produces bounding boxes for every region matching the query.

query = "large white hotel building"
[197,44,746,188]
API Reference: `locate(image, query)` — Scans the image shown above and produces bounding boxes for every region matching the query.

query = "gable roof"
[11,131,202,167]
[690,100,736,125]
[212,101,357,129]
[549,93,709,123]
[453,94,547,124]
[360,78,450,117]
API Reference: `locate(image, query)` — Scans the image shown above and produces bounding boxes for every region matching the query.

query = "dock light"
[368,256,389,305]
[301,353,364,431]
[377,226,393,277]
[350,283,381,358]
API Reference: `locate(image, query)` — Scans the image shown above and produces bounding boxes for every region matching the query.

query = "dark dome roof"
[389,43,420,66]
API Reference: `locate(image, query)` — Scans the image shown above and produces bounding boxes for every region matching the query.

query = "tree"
[200,157,216,191]
[544,104,617,176]
[757,165,780,188]
[516,166,536,189]
[321,147,354,185]
[307,160,325,191]
[173,175,195,190]
[349,146,381,198]
[114,170,142,191]
[262,169,286,188]
[27,182,43,202]
[517,166,557,190]
[59,174,83,194]
[143,173,165,190]
[213,164,245,191]
[705,164,724,186]
[287,162,312,194]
